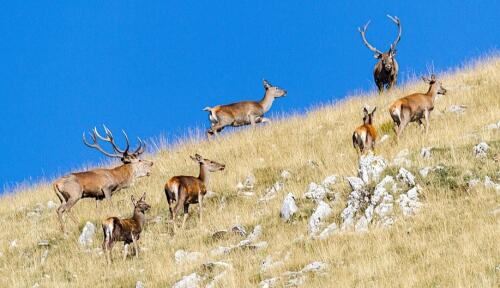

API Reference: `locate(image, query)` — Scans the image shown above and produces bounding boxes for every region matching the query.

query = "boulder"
[280,193,298,221]
[78,222,96,247]
[399,186,421,216]
[447,104,467,114]
[308,201,333,235]
[46,200,57,209]
[358,153,387,184]
[397,168,416,186]
[280,170,292,179]
[172,273,202,288]
[346,177,364,191]
[420,147,432,159]
[473,142,489,158]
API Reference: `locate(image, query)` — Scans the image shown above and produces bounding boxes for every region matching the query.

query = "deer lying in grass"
[389,74,447,140]
[359,15,402,94]
[203,79,287,137]
[352,107,377,154]
[164,154,225,231]
[53,126,153,233]
[102,193,150,264]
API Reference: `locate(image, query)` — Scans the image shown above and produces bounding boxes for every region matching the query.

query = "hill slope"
[1,57,499,287]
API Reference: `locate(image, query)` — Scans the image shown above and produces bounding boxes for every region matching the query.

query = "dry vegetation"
[0,57,499,287]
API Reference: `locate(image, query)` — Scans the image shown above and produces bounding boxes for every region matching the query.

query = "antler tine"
[93,126,110,141]
[387,14,402,49]
[98,125,128,154]
[82,131,122,158]
[131,137,146,156]
[358,20,382,55]
[121,129,131,154]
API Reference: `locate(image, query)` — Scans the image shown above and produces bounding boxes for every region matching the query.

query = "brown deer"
[359,15,402,94]
[53,126,153,233]
[164,154,225,231]
[352,107,377,154]
[389,74,447,140]
[102,193,150,264]
[203,79,287,137]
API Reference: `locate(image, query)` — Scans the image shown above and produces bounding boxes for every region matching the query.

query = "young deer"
[102,193,150,264]
[389,74,447,140]
[352,107,377,154]
[164,154,225,231]
[203,79,287,136]
[53,126,153,233]
[359,15,402,94]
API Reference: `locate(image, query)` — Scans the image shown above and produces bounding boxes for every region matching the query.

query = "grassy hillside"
[1,56,499,288]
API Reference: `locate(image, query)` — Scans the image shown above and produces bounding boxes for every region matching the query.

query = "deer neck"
[111,164,134,186]
[132,209,145,229]
[198,163,209,185]
[259,90,275,113]
[426,84,438,102]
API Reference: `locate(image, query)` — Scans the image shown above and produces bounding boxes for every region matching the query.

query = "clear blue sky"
[0,1,498,192]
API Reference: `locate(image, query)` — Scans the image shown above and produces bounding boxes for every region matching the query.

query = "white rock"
[341,189,365,230]
[9,240,17,249]
[397,168,416,186]
[420,147,432,159]
[393,149,412,167]
[468,178,481,188]
[78,222,96,247]
[317,223,338,240]
[259,182,284,202]
[301,261,328,273]
[308,201,333,235]
[247,225,263,242]
[261,256,285,272]
[473,142,489,158]
[484,176,500,192]
[399,187,421,216]
[280,170,292,179]
[321,175,337,188]
[32,283,40,288]
[172,273,202,288]
[136,281,144,288]
[358,153,387,184]
[304,182,329,201]
[259,277,279,288]
[419,167,431,178]
[210,246,231,257]
[243,174,256,189]
[448,104,467,114]
[174,250,202,264]
[280,193,298,221]
[379,134,390,143]
[46,200,57,209]
[485,123,499,130]
[238,191,255,197]
[346,177,364,191]
[204,191,217,199]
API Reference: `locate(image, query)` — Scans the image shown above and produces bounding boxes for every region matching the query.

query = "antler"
[82,128,123,159]
[82,126,146,159]
[358,21,382,55]
[386,15,402,50]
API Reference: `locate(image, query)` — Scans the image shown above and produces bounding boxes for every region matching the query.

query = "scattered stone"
[321,175,337,188]
[78,222,96,247]
[358,153,387,184]
[259,277,279,288]
[259,182,284,202]
[174,250,203,264]
[393,149,412,167]
[468,178,481,188]
[341,189,366,230]
[346,177,365,191]
[317,223,338,240]
[47,200,57,209]
[419,167,431,178]
[247,225,263,242]
[242,174,256,189]
[399,186,421,216]
[308,201,333,235]
[38,240,50,247]
[484,176,500,192]
[420,147,432,159]
[485,122,500,130]
[135,281,144,288]
[238,191,255,197]
[304,182,329,201]
[379,134,390,143]
[300,261,328,274]
[32,283,40,288]
[397,168,416,186]
[473,142,489,158]
[231,224,247,236]
[280,170,292,179]
[280,193,298,221]
[10,240,17,249]
[40,249,49,266]
[210,246,231,257]
[261,255,285,272]
[447,104,467,114]
[172,273,202,288]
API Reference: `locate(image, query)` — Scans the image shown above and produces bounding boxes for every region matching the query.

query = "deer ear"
[373,53,382,59]
[422,76,430,83]
[131,195,136,205]
[431,74,436,81]
[363,107,369,114]
[372,107,377,114]
[141,193,146,201]
[263,79,271,89]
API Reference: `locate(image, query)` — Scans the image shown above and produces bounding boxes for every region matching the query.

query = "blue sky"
[0,1,498,192]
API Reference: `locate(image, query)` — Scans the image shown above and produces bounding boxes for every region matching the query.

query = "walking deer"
[164,154,225,231]
[102,193,150,264]
[352,107,377,154]
[359,15,402,94]
[203,79,287,136]
[389,74,447,140]
[53,126,153,233]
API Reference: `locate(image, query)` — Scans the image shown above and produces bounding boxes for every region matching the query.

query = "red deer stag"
[203,79,287,137]
[102,193,150,264]
[359,15,402,94]
[164,154,225,231]
[53,126,153,233]
[389,74,447,140]
[352,107,377,154]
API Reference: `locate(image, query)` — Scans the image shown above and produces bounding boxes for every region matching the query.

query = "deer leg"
[198,193,203,226]
[181,203,189,229]
[376,81,384,94]
[106,241,115,264]
[132,235,139,259]
[103,189,113,210]
[424,110,430,135]
[57,197,79,233]
[171,197,185,233]
[123,243,129,261]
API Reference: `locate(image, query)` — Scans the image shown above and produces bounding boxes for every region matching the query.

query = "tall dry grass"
[0,56,499,287]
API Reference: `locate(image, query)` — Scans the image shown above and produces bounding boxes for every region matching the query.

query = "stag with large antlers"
[53,126,153,233]
[203,79,287,137]
[359,15,402,94]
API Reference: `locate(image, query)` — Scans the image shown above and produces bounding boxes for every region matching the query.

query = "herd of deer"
[52,15,448,263]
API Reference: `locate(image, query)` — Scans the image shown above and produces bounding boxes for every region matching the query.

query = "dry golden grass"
[1,56,499,288]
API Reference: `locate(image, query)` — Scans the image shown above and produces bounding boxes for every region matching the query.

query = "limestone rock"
[473,142,489,158]
[358,153,387,184]
[280,193,298,221]
[308,201,333,235]
[78,222,96,247]
[172,273,202,288]
[397,168,416,186]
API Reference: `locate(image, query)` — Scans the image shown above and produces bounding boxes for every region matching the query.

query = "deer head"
[190,154,225,172]
[131,193,151,213]
[363,106,377,125]
[263,79,287,98]
[83,125,153,177]
[422,74,447,95]
[359,15,402,72]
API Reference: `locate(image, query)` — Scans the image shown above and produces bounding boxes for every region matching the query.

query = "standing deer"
[102,193,150,264]
[389,74,447,140]
[352,107,377,154]
[359,15,402,94]
[164,154,225,231]
[53,126,153,233]
[203,79,287,137]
